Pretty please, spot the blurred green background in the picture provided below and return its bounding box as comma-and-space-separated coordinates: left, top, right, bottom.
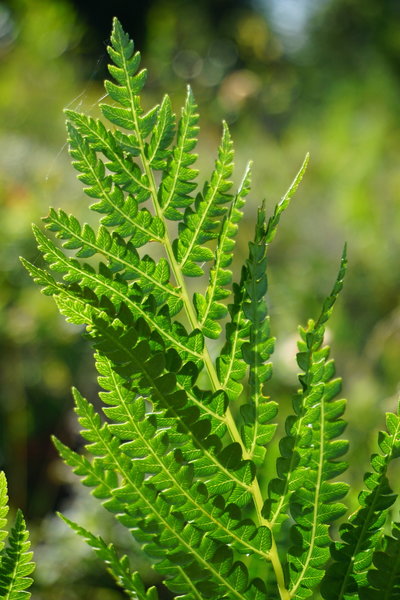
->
1, 0, 400, 597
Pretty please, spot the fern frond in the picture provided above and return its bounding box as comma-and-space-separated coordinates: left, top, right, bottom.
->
101, 18, 150, 138
147, 94, 176, 170
258, 247, 348, 598
74, 365, 269, 558
321, 400, 400, 600
174, 121, 234, 277
84, 311, 257, 505
239, 203, 278, 466
194, 162, 251, 339
284, 247, 348, 598
32, 224, 182, 314
59, 514, 159, 600
64, 110, 150, 201
0, 510, 34, 600
43, 209, 166, 284
217, 155, 310, 418
0, 475, 35, 600
27, 262, 252, 511
19, 258, 60, 297
265, 153, 309, 244
52, 435, 118, 501
21, 257, 202, 369
159, 86, 199, 221
217, 278, 250, 402
265, 247, 348, 531
29, 221, 257, 494
216, 153, 308, 409
95, 349, 254, 505
65, 122, 160, 245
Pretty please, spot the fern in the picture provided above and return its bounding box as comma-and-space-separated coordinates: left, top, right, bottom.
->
24, 17, 400, 600
321, 406, 400, 599
0, 472, 35, 600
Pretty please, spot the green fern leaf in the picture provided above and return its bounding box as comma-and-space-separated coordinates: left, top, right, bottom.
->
174, 121, 234, 277
194, 162, 251, 339
283, 247, 348, 598
265, 248, 348, 532
19, 258, 60, 297
36, 268, 260, 516
216, 277, 250, 402
147, 94, 176, 170
20, 257, 202, 369
0, 510, 34, 600
52, 434, 118, 500
81, 312, 256, 506
49, 281, 273, 594
159, 86, 199, 221
101, 19, 149, 136
265, 153, 309, 244
216, 154, 308, 406
0, 475, 35, 600
35, 272, 253, 514
95, 353, 271, 556
65, 122, 161, 246
239, 203, 278, 466
94, 350, 252, 504
43, 208, 166, 279
321, 401, 400, 600
64, 110, 150, 202
32, 224, 182, 314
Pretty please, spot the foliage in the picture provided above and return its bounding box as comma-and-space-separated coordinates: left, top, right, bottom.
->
24, 18, 400, 600
0, 472, 35, 599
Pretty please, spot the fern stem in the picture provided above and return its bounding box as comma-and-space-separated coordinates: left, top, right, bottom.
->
251, 480, 291, 600
249, 480, 290, 600
270, 542, 291, 600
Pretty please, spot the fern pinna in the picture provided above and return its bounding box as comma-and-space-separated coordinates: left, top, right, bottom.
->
0, 472, 35, 600
24, 18, 400, 600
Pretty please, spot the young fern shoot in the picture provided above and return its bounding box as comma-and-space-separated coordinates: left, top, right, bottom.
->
24, 17, 400, 600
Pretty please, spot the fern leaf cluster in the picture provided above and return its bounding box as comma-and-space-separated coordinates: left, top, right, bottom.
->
25, 17, 400, 600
